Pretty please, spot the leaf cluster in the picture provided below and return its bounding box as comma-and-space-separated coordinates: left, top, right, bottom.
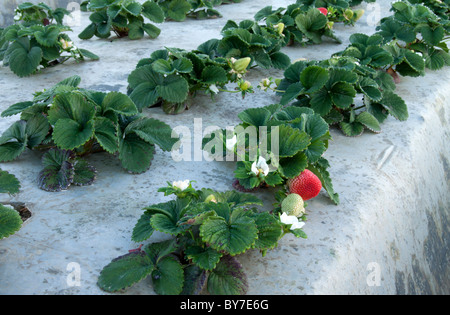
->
13, 2, 70, 26
98, 183, 302, 295
79, 0, 165, 40
0, 170, 22, 240
254, 3, 342, 46
0, 76, 179, 191
203, 104, 339, 204
0, 5, 98, 77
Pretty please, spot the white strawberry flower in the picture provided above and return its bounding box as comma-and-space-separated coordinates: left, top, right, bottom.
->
172, 180, 190, 191
60, 39, 73, 50
209, 84, 219, 94
251, 156, 269, 176
280, 213, 305, 230
226, 134, 237, 150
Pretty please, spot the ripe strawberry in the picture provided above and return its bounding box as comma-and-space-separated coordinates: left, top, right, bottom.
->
287, 169, 322, 201
318, 7, 328, 16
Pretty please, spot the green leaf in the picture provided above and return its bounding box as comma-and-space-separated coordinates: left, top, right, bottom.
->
0, 170, 21, 194
278, 152, 308, 178
201, 65, 228, 85
53, 119, 95, 150
79, 23, 97, 40
123, 1, 142, 16
34, 26, 60, 47
0, 121, 27, 162
37, 149, 74, 192
264, 172, 284, 186
156, 74, 189, 103
280, 82, 304, 105
1, 101, 34, 117
185, 246, 223, 271
207, 255, 248, 295
98, 252, 154, 293
151, 256, 184, 295
6, 37, 43, 77
300, 66, 329, 94
132, 211, 154, 242
181, 265, 207, 295
358, 77, 382, 101
0, 205, 23, 239
94, 117, 119, 154
339, 121, 365, 137
173, 58, 193, 73
252, 212, 283, 251
0, 141, 27, 162
238, 107, 272, 127
330, 82, 356, 109
142, 1, 165, 23
102, 92, 138, 116
272, 124, 310, 158
403, 50, 425, 73
73, 159, 97, 186
79, 49, 100, 60
142, 23, 161, 39
165, 0, 192, 21
125, 117, 178, 152
25, 113, 50, 149
270, 52, 291, 70
355, 111, 381, 133
119, 133, 155, 174
308, 158, 340, 205
199, 206, 258, 256
48, 92, 96, 126
380, 91, 408, 121
420, 25, 445, 46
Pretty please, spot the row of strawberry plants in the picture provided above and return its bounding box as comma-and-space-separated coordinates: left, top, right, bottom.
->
94, 0, 450, 295
125, 1, 363, 114
0, 75, 179, 191
0, 0, 365, 77
0, 2, 99, 77
1, 0, 448, 295
266, 0, 450, 136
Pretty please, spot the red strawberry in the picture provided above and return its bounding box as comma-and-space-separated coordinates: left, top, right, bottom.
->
287, 169, 322, 201
318, 7, 328, 16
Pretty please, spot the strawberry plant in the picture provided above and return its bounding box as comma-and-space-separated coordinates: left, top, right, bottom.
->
127, 45, 254, 114
79, 0, 165, 40
375, 1, 450, 75
97, 181, 307, 294
295, 0, 366, 26
218, 19, 292, 69
0, 76, 179, 191
0, 170, 22, 239
202, 104, 340, 204
13, 2, 70, 26
127, 16, 292, 114
276, 56, 409, 137
0, 5, 98, 77
254, 4, 341, 46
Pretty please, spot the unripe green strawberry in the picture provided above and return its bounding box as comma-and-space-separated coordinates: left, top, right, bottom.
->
232, 57, 251, 72
281, 193, 305, 217
287, 169, 322, 201
354, 9, 365, 21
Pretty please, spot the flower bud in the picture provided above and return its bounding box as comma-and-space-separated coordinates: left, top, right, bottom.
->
239, 80, 252, 91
